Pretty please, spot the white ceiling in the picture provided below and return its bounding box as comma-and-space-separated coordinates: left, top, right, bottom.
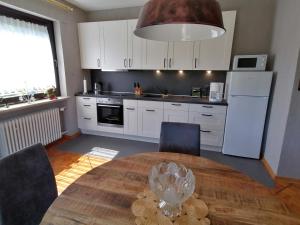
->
65, 0, 148, 11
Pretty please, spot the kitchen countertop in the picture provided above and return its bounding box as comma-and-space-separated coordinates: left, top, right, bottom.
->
76, 92, 228, 106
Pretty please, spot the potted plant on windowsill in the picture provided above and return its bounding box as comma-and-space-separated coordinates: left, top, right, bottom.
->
46, 87, 57, 100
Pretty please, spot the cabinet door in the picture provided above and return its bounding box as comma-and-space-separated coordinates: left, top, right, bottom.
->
164, 110, 189, 123
143, 40, 169, 70
198, 11, 236, 70
102, 20, 128, 70
127, 19, 143, 69
124, 100, 138, 136
138, 107, 164, 138
169, 42, 194, 70
78, 22, 102, 69
76, 97, 97, 130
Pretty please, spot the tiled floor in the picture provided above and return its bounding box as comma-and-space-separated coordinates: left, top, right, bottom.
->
46, 135, 300, 215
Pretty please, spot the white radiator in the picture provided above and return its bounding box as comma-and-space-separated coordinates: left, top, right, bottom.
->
0, 108, 62, 157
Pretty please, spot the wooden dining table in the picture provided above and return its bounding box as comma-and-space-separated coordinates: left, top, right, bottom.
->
41, 152, 300, 225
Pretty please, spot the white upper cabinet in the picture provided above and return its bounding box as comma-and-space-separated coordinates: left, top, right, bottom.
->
78, 22, 102, 69
127, 19, 143, 70
142, 40, 169, 70
168, 42, 195, 70
101, 20, 128, 70
196, 11, 237, 71
77, 11, 236, 71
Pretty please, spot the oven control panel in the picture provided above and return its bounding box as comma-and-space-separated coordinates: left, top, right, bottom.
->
96, 97, 123, 105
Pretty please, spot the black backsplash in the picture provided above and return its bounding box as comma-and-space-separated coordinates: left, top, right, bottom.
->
91, 70, 227, 95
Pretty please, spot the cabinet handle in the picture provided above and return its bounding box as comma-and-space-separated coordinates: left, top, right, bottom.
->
202, 106, 213, 108
83, 118, 91, 120
146, 109, 156, 112
200, 130, 212, 133
164, 58, 166, 68
201, 114, 213, 117
171, 103, 182, 106
195, 58, 197, 68
124, 58, 128, 68
129, 58, 133, 68
126, 107, 135, 111
169, 58, 172, 68
83, 98, 91, 100
83, 105, 91, 107
97, 58, 100, 67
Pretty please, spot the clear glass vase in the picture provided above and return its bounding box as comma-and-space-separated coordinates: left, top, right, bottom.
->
149, 162, 195, 218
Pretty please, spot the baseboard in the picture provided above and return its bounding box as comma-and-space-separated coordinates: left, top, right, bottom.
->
63, 131, 81, 140
46, 131, 81, 149
262, 158, 277, 180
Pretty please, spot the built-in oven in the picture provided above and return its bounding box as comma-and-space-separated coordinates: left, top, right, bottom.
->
96, 97, 123, 128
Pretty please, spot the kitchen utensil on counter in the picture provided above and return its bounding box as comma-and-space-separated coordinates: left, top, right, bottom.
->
209, 82, 224, 102
192, 87, 202, 97
134, 82, 143, 96
94, 82, 102, 95
83, 78, 87, 94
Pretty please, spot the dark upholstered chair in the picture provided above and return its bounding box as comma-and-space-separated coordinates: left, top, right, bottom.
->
159, 122, 201, 156
0, 143, 58, 225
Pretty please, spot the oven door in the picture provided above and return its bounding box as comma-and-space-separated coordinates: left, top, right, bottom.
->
97, 104, 124, 127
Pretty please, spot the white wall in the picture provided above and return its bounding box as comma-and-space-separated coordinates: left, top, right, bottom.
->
264, 0, 300, 177
0, 0, 88, 135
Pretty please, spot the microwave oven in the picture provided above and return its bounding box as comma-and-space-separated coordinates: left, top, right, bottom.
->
233, 55, 268, 71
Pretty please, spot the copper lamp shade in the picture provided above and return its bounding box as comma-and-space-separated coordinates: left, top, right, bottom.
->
134, 0, 225, 42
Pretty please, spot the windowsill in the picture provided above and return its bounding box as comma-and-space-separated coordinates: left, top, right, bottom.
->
0, 97, 69, 116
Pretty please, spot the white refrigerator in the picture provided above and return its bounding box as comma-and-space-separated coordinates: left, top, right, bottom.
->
222, 71, 273, 159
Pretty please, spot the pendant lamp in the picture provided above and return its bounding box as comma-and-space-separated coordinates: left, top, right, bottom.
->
134, 0, 225, 42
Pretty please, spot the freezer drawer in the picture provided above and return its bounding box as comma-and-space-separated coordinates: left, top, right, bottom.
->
223, 96, 269, 159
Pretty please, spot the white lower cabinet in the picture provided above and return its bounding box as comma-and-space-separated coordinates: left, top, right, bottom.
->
124, 100, 138, 136
138, 101, 164, 138
163, 102, 189, 123
77, 97, 227, 151
189, 104, 227, 149
76, 97, 97, 130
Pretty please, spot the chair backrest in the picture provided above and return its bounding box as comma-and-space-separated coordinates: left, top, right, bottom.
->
0, 143, 58, 225
159, 122, 200, 156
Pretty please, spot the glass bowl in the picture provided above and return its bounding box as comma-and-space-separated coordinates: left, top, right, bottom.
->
148, 162, 195, 218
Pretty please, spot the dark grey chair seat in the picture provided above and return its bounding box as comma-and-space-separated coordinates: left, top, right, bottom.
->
0, 143, 58, 225
159, 122, 201, 156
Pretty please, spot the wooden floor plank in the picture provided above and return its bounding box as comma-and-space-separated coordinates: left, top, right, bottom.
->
46, 145, 300, 216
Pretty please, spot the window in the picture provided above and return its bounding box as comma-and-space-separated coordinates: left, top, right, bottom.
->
0, 5, 59, 99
